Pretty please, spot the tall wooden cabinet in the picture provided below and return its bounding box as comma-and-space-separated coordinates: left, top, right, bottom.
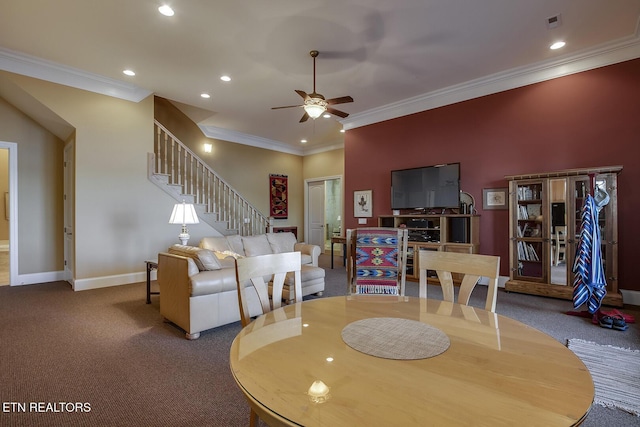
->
505, 166, 622, 307
379, 214, 480, 281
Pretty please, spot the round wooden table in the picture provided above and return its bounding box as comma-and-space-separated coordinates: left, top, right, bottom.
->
230, 296, 593, 426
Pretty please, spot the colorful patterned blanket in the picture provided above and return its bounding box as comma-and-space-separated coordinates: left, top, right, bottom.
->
355, 229, 400, 295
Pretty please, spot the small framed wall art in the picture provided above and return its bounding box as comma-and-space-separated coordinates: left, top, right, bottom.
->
483, 188, 508, 210
354, 190, 373, 217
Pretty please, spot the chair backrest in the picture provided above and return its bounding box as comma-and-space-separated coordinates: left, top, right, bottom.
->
418, 251, 500, 312
346, 227, 409, 296
554, 226, 567, 264
235, 251, 302, 327
556, 226, 567, 245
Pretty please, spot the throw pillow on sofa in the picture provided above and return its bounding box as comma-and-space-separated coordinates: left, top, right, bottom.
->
168, 245, 221, 271
266, 232, 297, 254
241, 235, 273, 257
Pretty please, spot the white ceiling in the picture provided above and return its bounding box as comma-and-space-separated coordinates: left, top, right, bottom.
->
1, 0, 640, 155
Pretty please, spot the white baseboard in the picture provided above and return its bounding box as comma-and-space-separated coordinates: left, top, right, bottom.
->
14, 269, 155, 291
477, 275, 509, 288
73, 271, 149, 291
14, 271, 66, 286
620, 289, 640, 307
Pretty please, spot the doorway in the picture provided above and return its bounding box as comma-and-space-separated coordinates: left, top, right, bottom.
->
0, 142, 17, 286
64, 141, 74, 286
305, 176, 342, 253
0, 148, 8, 285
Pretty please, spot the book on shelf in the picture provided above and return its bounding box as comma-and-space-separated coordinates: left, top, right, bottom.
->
518, 205, 528, 219
517, 241, 540, 262
516, 223, 531, 238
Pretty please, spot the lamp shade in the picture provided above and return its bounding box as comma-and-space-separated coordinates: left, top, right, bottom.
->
169, 202, 199, 225
303, 97, 328, 119
304, 103, 326, 119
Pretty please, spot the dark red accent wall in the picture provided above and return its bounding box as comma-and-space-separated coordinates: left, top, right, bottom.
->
344, 58, 640, 292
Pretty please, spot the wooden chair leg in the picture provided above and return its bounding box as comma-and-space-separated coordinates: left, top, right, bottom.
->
249, 408, 259, 427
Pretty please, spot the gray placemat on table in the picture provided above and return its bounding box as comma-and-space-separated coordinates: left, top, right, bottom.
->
341, 317, 450, 360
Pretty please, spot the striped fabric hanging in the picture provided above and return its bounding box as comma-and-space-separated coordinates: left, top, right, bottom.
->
572, 194, 607, 313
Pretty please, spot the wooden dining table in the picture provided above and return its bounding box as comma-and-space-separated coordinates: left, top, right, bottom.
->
229, 296, 594, 426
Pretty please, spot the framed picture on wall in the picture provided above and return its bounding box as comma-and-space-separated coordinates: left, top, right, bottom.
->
483, 188, 508, 210
354, 190, 373, 217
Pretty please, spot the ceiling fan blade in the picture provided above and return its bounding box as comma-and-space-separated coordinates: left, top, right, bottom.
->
299, 112, 310, 123
326, 107, 349, 118
295, 90, 308, 99
271, 104, 303, 110
326, 95, 353, 105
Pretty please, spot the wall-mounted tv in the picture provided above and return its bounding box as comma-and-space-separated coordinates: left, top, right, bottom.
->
391, 163, 460, 210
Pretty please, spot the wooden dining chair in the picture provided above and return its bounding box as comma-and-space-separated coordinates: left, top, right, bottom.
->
234, 251, 302, 427
235, 251, 303, 328
554, 225, 567, 265
418, 250, 500, 313
346, 227, 409, 296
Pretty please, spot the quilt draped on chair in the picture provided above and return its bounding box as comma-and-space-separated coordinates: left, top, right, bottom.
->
354, 228, 402, 295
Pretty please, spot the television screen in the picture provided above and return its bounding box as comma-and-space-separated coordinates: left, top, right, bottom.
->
391, 163, 460, 210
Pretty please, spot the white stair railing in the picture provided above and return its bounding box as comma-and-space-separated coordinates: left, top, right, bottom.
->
153, 120, 270, 236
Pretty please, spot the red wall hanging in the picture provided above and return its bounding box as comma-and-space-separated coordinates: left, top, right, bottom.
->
269, 174, 288, 219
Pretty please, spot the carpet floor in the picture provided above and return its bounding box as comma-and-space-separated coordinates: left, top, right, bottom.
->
0, 253, 638, 426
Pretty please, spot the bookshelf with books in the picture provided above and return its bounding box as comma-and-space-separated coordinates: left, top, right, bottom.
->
505, 166, 622, 307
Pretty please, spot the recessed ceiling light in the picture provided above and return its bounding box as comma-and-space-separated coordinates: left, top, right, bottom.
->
550, 41, 566, 50
220, 75, 231, 82
158, 5, 174, 16
123, 69, 135, 76
301, 139, 307, 144
200, 93, 211, 99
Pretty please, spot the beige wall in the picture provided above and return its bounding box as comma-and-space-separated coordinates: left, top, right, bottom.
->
1, 72, 173, 283
0, 96, 63, 274
155, 98, 305, 239
303, 148, 344, 180
0, 74, 342, 287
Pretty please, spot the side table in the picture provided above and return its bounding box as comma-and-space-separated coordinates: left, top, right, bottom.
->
145, 259, 159, 304
330, 236, 346, 269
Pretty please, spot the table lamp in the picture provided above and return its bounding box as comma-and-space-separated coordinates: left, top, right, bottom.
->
169, 201, 199, 245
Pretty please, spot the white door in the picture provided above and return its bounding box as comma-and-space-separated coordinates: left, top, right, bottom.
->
63, 142, 74, 286
308, 181, 325, 251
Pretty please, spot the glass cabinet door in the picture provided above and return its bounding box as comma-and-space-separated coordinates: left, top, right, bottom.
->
548, 178, 568, 286
569, 173, 618, 292
513, 180, 546, 281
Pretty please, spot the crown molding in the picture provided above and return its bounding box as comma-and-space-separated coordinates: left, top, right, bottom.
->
199, 124, 345, 156
3, 28, 639, 154
301, 141, 345, 156
0, 47, 152, 102
342, 32, 640, 131
198, 124, 304, 156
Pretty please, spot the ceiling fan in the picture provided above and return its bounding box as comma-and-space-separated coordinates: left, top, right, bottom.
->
272, 50, 354, 123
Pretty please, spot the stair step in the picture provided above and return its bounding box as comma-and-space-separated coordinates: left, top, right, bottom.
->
149, 124, 270, 236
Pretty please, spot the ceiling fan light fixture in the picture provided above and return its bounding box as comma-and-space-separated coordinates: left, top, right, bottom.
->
303, 98, 327, 119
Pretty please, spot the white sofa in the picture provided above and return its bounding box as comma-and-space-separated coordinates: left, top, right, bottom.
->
157, 232, 324, 339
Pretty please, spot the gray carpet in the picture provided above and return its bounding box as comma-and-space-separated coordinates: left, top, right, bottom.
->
0, 253, 638, 426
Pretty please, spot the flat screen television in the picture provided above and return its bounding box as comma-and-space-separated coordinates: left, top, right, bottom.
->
391, 163, 460, 210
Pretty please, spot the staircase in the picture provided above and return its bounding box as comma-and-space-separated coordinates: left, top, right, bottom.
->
148, 120, 270, 236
